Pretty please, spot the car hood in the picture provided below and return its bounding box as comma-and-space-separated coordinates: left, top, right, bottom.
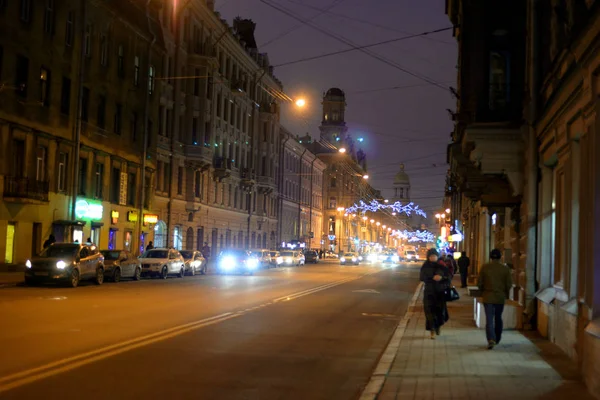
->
31, 256, 76, 264
139, 258, 169, 263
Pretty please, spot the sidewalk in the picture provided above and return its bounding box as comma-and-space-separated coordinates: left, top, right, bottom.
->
0, 272, 24, 287
375, 282, 595, 400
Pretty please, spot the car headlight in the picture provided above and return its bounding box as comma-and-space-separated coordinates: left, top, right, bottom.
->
285, 257, 292, 263
351, 257, 357, 262
247, 258, 258, 269
26, 260, 32, 268
392, 255, 400, 262
368, 254, 377, 262
277, 257, 283, 264
340, 257, 346, 262
221, 256, 235, 270
56, 260, 67, 269
358, 256, 363, 261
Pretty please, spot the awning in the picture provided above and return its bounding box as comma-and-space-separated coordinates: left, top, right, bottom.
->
91, 222, 104, 228
53, 220, 86, 227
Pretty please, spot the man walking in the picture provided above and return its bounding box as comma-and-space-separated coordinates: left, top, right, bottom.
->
478, 249, 513, 349
458, 252, 470, 288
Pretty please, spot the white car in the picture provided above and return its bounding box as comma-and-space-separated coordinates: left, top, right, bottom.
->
280, 251, 305, 266
404, 250, 418, 261
340, 252, 360, 265
139, 248, 186, 279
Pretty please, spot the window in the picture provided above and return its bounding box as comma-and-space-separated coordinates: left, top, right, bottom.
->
331, 177, 337, 188
15, 55, 29, 98
133, 56, 139, 86
148, 66, 155, 94
39, 67, 50, 106
81, 87, 90, 122
36, 146, 46, 182
127, 172, 136, 206
96, 95, 106, 129
329, 197, 337, 209
20, 0, 31, 22
57, 152, 67, 192
78, 158, 87, 195
117, 45, 124, 77
489, 51, 510, 110
99, 34, 108, 66
194, 68, 200, 95
12, 140, 25, 177
110, 167, 120, 203
195, 171, 201, 198
94, 162, 103, 199
60, 77, 71, 115
44, 0, 54, 35
130, 112, 137, 142
84, 24, 92, 57
192, 118, 198, 144
114, 103, 122, 134
177, 167, 183, 195
65, 11, 74, 47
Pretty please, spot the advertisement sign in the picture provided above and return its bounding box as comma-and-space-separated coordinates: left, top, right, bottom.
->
119, 172, 128, 206
143, 214, 158, 225
75, 199, 103, 221
127, 211, 138, 222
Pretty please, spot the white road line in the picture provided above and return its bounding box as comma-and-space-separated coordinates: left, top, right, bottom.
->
0, 270, 379, 394
358, 282, 424, 400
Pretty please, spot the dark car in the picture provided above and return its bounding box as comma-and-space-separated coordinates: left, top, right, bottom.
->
25, 243, 105, 288
217, 249, 259, 275
100, 250, 142, 282
304, 250, 319, 264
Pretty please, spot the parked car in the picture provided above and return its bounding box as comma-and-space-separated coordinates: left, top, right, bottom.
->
324, 251, 339, 259
25, 243, 105, 288
216, 249, 259, 275
100, 250, 142, 282
269, 251, 283, 267
180, 250, 207, 275
340, 252, 360, 265
251, 249, 272, 268
139, 248, 185, 279
280, 251, 305, 266
304, 250, 319, 264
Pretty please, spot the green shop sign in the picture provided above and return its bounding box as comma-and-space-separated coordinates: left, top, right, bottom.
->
75, 199, 104, 220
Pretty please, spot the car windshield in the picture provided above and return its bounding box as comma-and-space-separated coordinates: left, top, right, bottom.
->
141, 250, 168, 259
306, 251, 316, 255
220, 250, 249, 258
100, 251, 121, 260
180, 251, 194, 259
344, 253, 355, 257
281, 251, 294, 257
39, 245, 78, 258
407, 251, 416, 255
269, 252, 279, 257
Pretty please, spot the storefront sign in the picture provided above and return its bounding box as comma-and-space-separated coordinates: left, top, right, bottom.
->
328, 235, 336, 241
143, 214, 158, 225
111, 210, 120, 224
127, 211, 138, 222
75, 199, 103, 221
119, 172, 128, 206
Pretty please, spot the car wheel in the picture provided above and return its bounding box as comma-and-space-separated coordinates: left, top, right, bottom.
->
25, 277, 37, 286
133, 268, 141, 281
113, 268, 121, 283
179, 268, 185, 278
161, 266, 168, 279
95, 268, 104, 285
69, 269, 80, 288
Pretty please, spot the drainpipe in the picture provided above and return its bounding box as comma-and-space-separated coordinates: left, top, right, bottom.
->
278, 136, 291, 247
308, 156, 317, 249
70, 0, 86, 232
524, 0, 540, 328
137, 0, 157, 255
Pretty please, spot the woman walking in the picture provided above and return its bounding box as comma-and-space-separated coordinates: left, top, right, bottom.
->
420, 248, 451, 339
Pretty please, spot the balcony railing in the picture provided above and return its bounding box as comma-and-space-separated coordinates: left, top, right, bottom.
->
3, 176, 49, 202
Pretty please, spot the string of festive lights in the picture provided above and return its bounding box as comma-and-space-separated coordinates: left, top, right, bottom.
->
392, 230, 436, 243
344, 200, 427, 218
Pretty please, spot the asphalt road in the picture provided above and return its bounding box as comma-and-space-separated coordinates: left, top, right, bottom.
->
0, 260, 421, 399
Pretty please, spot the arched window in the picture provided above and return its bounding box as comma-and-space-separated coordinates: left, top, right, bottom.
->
154, 220, 167, 248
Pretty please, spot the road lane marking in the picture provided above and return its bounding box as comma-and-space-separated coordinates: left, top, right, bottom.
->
352, 289, 380, 294
0, 270, 380, 394
359, 282, 424, 400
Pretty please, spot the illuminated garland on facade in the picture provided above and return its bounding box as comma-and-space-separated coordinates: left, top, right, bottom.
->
344, 200, 427, 218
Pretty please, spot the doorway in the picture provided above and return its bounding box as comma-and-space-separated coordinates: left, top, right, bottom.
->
32, 223, 42, 257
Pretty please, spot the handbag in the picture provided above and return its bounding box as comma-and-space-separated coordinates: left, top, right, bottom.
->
445, 286, 460, 302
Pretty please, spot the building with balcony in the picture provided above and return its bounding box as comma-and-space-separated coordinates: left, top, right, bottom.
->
445, 0, 600, 395
152, 3, 282, 253
279, 129, 325, 249
0, 0, 163, 266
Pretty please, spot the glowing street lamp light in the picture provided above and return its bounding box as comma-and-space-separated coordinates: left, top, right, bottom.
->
382, 225, 386, 229
362, 174, 369, 179
435, 213, 441, 219
336, 207, 345, 212
339, 147, 347, 153
295, 98, 306, 108
370, 219, 375, 223
376, 222, 381, 226
362, 216, 368, 221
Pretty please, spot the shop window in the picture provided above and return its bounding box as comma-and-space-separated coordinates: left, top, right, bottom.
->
5, 223, 15, 264
124, 231, 132, 252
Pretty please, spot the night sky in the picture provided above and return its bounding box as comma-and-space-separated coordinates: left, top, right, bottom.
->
218, 0, 457, 217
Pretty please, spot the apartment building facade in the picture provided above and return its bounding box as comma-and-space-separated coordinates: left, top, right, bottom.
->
0, 0, 163, 265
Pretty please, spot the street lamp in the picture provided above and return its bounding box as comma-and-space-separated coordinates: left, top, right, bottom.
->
445, 208, 450, 214
295, 98, 306, 108
339, 147, 347, 153
362, 174, 369, 179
